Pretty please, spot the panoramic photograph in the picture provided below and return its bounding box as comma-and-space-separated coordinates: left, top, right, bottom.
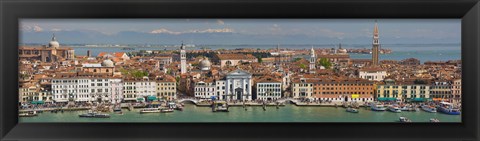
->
18, 19, 461, 122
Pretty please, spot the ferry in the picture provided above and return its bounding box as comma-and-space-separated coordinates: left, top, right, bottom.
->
399, 117, 412, 123
78, 111, 110, 118
430, 118, 440, 122
437, 102, 461, 115
212, 101, 229, 112
140, 108, 161, 114
370, 103, 387, 111
421, 105, 437, 113
19, 111, 38, 117
346, 107, 359, 113
160, 108, 174, 113
387, 105, 402, 113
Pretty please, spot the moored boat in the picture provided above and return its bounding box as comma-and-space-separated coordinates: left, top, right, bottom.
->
437, 102, 461, 115
19, 111, 38, 117
212, 101, 229, 112
160, 108, 174, 113
388, 105, 402, 113
370, 103, 386, 111
78, 111, 110, 118
421, 105, 437, 113
140, 108, 161, 114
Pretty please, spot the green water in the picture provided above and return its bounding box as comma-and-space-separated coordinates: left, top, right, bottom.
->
20, 104, 461, 123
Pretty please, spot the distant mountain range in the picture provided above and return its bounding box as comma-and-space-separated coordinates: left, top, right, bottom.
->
20, 30, 461, 45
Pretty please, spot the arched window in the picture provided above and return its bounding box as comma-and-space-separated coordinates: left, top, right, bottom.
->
106, 69, 109, 72
226, 61, 232, 66
93, 69, 97, 73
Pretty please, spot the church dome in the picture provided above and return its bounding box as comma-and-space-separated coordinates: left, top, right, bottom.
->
199, 57, 211, 71
338, 48, 347, 54
48, 34, 60, 48
337, 43, 347, 54
101, 59, 115, 67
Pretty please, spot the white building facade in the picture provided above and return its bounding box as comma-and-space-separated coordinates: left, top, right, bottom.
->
358, 69, 387, 81
256, 81, 282, 101
225, 69, 253, 101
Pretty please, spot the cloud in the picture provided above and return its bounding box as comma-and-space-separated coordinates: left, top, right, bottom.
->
269, 24, 281, 32
51, 28, 63, 32
21, 25, 32, 31
190, 28, 234, 33
150, 28, 182, 35
33, 25, 43, 32
150, 28, 234, 34
216, 19, 225, 25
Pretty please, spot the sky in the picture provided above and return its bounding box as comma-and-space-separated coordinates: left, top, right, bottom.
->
19, 19, 461, 45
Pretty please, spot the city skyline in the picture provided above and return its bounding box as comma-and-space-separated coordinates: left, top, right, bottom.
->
20, 19, 460, 45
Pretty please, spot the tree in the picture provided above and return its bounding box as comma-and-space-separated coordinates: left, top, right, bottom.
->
299, 63, 307, 70
293, 58, 302, 62
257, 56, 263, 63
319, 58, 332, 69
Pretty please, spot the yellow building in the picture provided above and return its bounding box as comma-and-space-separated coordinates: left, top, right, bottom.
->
155, 75, 177, 100
291, 78, 314, 99
376, 80, 431, 101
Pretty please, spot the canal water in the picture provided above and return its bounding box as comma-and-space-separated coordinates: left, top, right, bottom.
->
20, 104, 461, 123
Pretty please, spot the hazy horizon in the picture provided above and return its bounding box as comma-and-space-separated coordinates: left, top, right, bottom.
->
20, 19, 460, 45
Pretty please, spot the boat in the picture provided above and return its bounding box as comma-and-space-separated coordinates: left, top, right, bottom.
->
175, 105, 184, 111
346, 107, 359, 113
78, 111, 110, 118
399, 117, 412, 122
212, 100, 229, 112
388, 105, 402, 113
370, 103, 387, 111
421, 105, 437, 113
160, 108, 174, 113
113, 106, 122, 113
140, 108, 161, 114
437, 102, 461, 115
19, 111, 38, 117
430, 118, 440, 122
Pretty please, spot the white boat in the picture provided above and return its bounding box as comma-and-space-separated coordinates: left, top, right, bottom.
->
430, 118, 440, 122
79, 111, 110, 118
399, 117, 412, 122
212, 101, 229, 112
346, 107, 359, 113
437, 102, 461, 115
421, 105, 437, 113
388, 105, 402, 113
370, 103, 386, 111
160, 108, 174, 113
19, 111, 38, 117
140, 108, 161, 114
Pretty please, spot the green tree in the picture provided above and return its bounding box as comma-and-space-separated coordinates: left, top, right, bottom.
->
319, 58, 332, 69
257, 56, 263, 63
293, 58, 302, 62
299, 63, 307, 70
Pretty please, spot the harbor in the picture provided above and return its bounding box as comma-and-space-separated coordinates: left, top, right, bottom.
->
20, 102, 461, 123
20, 99, 461, 123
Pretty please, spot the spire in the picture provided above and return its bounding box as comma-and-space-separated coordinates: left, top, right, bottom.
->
373, 20, 379, 37
180, 41, 185, 50
52, 33, 57, 41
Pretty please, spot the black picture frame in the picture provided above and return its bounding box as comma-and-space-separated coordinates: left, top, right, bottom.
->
1, 0, 479, 141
